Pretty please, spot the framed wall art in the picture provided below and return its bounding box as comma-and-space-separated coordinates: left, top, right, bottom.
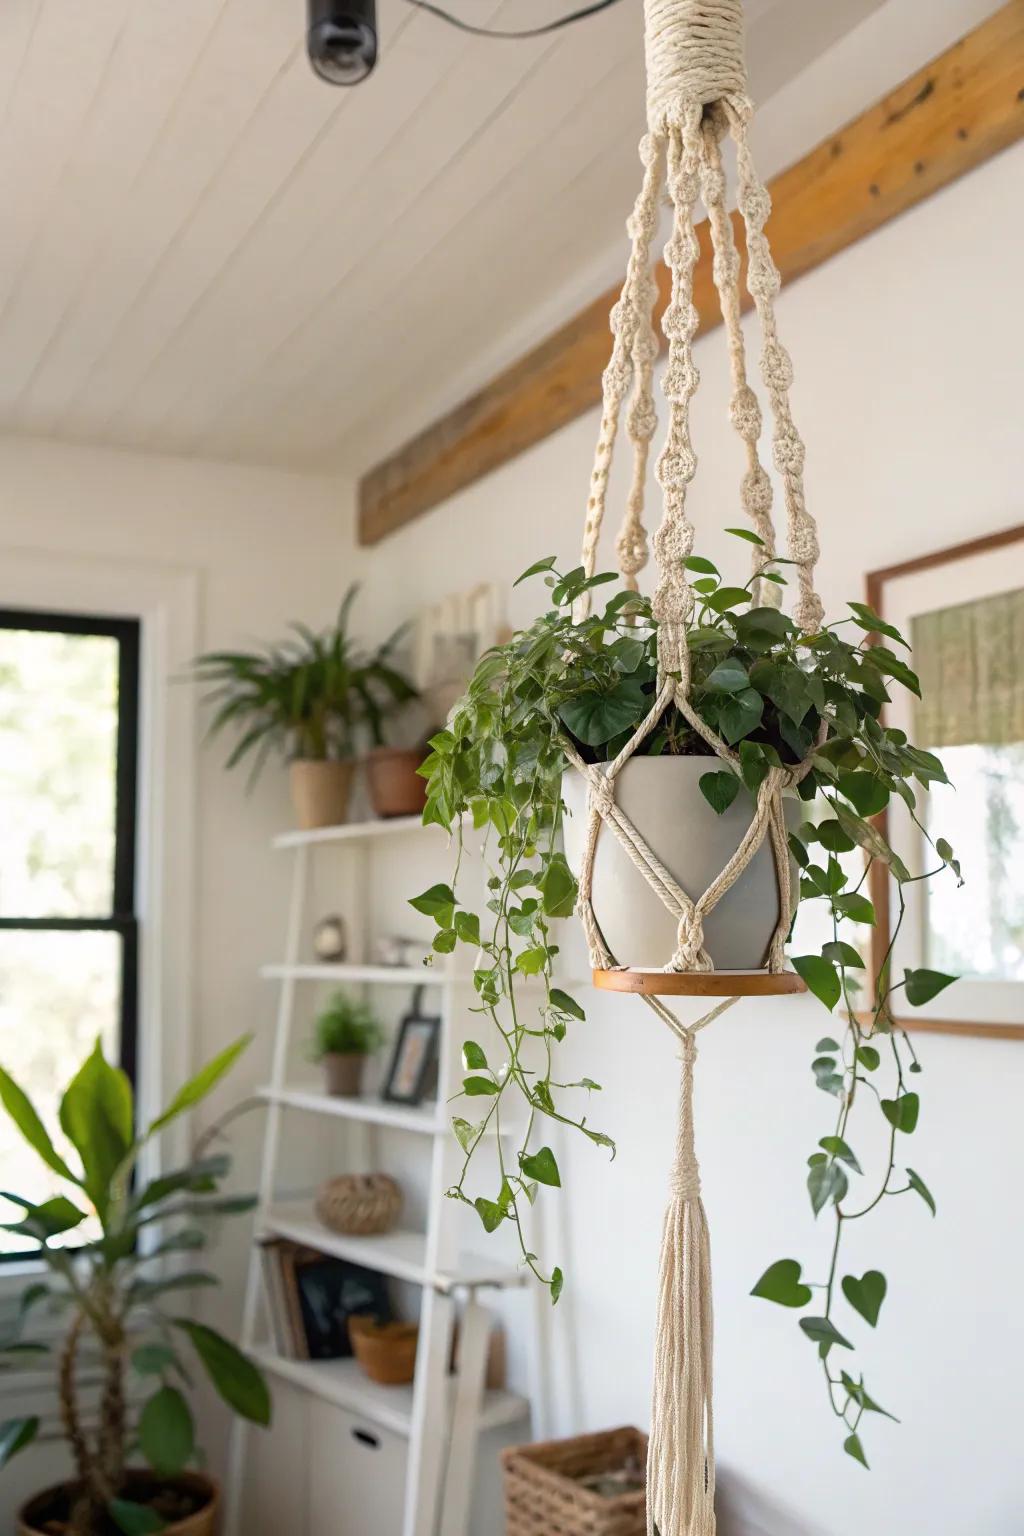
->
867, 525, 1024, 1040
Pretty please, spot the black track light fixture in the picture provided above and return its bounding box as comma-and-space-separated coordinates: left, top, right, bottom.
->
307, 0, 378, 85
306, 0, 626, 87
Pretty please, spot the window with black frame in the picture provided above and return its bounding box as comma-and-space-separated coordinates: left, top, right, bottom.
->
0, 609, 139, 1257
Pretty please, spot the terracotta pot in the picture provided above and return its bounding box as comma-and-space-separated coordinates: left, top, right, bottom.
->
349, 1317, 418, 1385
323, 1052, 365, 1097
289, 759, 354, 830
365, 747, 427, 819
19, 1471, 219, 1536
561, 757, 798, 971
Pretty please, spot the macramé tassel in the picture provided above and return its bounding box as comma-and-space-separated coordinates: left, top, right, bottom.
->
647, 1029, 715, 1536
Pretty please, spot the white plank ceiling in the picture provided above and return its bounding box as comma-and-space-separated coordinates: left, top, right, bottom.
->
0, 0, 884, 476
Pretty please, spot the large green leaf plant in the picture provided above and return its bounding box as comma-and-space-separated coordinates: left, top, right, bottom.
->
0, 1038, 269, 1534
411, 531, 961, 1462
194, 584, 417, 783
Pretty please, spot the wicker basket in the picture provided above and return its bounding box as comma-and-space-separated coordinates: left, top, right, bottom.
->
503, 1427, 648, 1536
315, 1173, 402, 1236
349, 1317, 418, 1385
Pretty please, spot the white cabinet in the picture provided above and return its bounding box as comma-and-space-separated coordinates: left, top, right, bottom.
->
309, 1403, 408, 1536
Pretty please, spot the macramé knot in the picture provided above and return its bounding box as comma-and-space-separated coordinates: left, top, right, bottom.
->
587, 773, 616, 818
644, 0, 749, 132
671, 912, 709, 972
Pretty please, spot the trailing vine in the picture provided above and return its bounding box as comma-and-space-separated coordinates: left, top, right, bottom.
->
411, 532, 960, 1461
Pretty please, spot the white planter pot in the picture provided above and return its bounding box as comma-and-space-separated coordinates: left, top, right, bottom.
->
561, 757, 796, 972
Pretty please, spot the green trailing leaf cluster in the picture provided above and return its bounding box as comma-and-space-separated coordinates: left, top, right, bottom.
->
193, 585, 417, 784
411, 532, 960, 1462
0, 1038, 269, 1535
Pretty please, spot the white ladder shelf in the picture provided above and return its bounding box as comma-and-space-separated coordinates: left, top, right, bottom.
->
226, 815, 541, 1536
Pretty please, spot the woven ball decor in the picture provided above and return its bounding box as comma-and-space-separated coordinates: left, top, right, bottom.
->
314, 1173, 402, 1236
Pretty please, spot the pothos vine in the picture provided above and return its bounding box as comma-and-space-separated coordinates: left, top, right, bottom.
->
411, 537, 961, 1463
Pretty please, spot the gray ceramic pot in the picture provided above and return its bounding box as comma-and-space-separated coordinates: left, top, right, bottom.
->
561, 757, 796, 971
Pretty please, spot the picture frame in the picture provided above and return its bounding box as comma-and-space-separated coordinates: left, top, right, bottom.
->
866, 524, 1024, 1041
381, 989, 441, 1104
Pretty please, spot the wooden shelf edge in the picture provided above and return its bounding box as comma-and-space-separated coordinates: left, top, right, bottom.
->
593, 968, 808, 997
273, 814, 432, 849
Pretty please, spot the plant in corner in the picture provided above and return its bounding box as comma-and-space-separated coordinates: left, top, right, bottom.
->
0, 1036, 269, 1536
410, 535, 962, 1464
309, 992, 384, 1098
194, 584, 417, 830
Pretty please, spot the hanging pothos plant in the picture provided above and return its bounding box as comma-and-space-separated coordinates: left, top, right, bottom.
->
410, 531, 961, 1466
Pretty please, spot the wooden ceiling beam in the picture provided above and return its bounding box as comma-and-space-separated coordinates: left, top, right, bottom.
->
358, 1, 1024, 546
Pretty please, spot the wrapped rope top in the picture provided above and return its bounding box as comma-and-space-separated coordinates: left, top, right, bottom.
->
644, 0, 750, 131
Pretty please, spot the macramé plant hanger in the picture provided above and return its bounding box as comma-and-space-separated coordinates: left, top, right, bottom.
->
571, 1, 822, 1530
411, 0, 958, 1521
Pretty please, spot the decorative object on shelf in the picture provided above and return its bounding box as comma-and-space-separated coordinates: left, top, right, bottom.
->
313, 911, 349, 962
412, 0, 962, 1509
502, 1426, 647, 1536
349, 1317, 419, 1387
0, 1036, 269, 1536
374, 933, 428, 968
365, 743, 429, 818
381, 989, 441, 1105
193, 584, 417, 829
413, 581, 504, 728
315, 1173, 403, 1237
310, 990, 384, 1097
260, 1240, 393, 1360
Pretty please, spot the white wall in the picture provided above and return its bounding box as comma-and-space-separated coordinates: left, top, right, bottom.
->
0, 435, 365, 1509
354, 138, 1024, 1534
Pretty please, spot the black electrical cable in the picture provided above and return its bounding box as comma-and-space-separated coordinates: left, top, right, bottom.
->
401, 0, 625, 40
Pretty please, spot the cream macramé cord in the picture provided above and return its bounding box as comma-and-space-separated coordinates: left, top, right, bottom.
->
726, 101, 823, 633
641, 1000, 736, 1536
699, 112, 780, 609
567, 8, 826, 1529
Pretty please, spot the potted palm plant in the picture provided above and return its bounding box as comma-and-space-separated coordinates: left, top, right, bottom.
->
194, 585, 417, 829
309, 992, 384, 1098
0, 1036, 269, 1535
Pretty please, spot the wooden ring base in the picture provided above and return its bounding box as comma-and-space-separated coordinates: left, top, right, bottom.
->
592, 968, 808, 998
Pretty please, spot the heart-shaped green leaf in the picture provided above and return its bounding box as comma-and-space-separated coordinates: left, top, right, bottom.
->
718, 687, 764, 744
799, 1316, 853, 1355
881, 1092, 919, 1133
842, 1269, 887, 1327
793, 955, 841, 1012
751, 1259, 812, 1308
520, 1146, 560, 1188
906, 1167, 936, 1215
463, 1076, 499, 1097
843, 1433, 869, 1469
409, 883, 456, 927
808, 1159, 848, 1216
699, 771, 740, 815
819, 1136, 862, 1173
705, 658, 749, 694
836, 770, 890, 816
903, 968, 957, 1006
474, 1197, 504, 1233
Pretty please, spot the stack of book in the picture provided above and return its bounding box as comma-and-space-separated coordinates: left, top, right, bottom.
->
259, 1237, 392, 1361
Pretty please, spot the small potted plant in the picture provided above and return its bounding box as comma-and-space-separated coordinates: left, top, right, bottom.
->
0, 1036, 269, 1535
364, 737, 429, 820
310, 992, 384, 1098
194, 585, 417, 830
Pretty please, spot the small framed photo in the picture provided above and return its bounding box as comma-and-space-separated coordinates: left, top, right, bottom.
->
382, 993, 441, 1105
